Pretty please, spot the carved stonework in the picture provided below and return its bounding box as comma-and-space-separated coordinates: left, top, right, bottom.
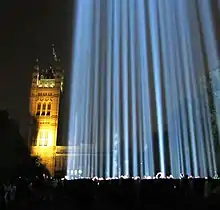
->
29, 51, 64, 176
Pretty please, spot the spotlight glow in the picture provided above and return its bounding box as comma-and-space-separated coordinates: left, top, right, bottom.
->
67, 0, 218, 178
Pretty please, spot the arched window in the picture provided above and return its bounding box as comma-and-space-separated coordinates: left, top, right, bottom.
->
45, 132, 48, 146
36, 103, 41, 116
39, 131, 48, 146
47, 103, 51, 116
47, 103, 51, 110
37, 103, 41, 110
42, 103, 46, 115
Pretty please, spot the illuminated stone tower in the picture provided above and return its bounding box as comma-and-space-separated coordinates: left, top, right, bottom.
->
29, 45, 64, 175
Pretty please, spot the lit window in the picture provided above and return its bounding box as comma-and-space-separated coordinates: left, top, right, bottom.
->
48, 103, 51, 110
40, 131, 43, 139
44, 132, 48, 146
37, 103, 41, 110
39, 131, 48, 146
47, 103, 51, 116
36, 103, 41, 116
42, 103, 46, 115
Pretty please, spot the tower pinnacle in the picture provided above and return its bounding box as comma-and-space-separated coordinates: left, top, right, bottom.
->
34, 57, 40, 71
52, 44, 58, 62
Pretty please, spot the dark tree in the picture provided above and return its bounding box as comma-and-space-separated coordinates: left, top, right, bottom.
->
0, 110, 48, 182
201, 74, 219, 141
201, 72, 220, 172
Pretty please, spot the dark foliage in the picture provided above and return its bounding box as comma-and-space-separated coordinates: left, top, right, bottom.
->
0, 110, 48, 182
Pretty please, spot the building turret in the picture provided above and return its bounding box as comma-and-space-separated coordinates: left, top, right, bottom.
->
31, 58, 40, 88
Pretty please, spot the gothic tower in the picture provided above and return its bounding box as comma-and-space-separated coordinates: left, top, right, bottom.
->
29, 45, 64, 175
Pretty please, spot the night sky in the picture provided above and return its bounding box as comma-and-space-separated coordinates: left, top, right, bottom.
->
1, 0, 220, 144
0, 0, 74, 141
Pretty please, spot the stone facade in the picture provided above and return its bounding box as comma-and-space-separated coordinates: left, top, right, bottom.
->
29, 46, 64, 175
29, 46, 98, 176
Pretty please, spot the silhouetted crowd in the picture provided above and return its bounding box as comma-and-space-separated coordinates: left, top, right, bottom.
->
1, 176, 220, 210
